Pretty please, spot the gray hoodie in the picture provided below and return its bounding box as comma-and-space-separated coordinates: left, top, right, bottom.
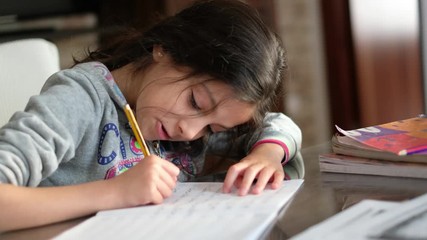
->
0, 62, 304, 186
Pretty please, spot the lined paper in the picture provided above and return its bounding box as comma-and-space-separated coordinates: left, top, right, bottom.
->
55, 180, 303, 240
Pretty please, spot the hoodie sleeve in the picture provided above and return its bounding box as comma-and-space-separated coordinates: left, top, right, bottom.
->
207, 112, 304, 179
0, 68, 101, 186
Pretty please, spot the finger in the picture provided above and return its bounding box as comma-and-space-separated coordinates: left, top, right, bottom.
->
160, 159, 181, 177
233, 175, 244, 189
251, 168, 275, 194
160, 162, 180, 184
238, 164, 263, 196
159, 169, 178, 190
223, 163, 246, 193
156, 179, 175, 200
270, 171, 285, 189
149, 184, 165, 205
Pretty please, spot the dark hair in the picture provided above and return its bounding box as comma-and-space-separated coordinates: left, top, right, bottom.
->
75, 0, 287, 127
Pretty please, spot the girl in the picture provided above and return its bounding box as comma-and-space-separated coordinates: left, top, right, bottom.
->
0, 0, 303, 231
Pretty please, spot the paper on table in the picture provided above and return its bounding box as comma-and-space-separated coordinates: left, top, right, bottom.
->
54, 179, 303, 240
325, 194, 427, 240
367, 193, 427, 239
290, 200, 397, 240
292, 192, 427, 240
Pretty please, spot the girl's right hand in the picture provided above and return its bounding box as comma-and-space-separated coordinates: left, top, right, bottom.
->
0, 156, 179, 231
109, 155, 180, 207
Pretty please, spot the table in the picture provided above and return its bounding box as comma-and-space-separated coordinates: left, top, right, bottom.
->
2, 143, 427, 239
270, 143, 427, 239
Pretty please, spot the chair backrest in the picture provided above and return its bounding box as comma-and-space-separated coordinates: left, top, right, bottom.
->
0, 38, 60, 126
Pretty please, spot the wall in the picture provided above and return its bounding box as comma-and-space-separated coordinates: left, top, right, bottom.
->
275, 0, 331, 147
349, 0, 424, 126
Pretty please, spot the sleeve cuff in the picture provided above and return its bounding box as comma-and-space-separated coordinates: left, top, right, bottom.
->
251, 139, 290, 165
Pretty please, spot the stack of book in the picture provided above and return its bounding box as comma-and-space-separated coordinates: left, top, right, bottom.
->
319, 115, 427, 179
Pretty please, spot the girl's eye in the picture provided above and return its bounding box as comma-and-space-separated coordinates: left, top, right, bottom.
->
190, 90, 214, 134
190, 90, 201, 110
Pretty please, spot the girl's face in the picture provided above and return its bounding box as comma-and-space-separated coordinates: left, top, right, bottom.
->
137, 77, 255, 141
117, 46, 256, 141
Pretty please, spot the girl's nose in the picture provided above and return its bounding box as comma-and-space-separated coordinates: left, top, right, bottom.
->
177, 118, 205, 141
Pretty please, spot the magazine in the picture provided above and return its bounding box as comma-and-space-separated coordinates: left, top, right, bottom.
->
335, 116, 427, 156
331, 134, 427, 163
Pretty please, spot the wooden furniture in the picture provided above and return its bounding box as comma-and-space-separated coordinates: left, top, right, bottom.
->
322, 0, 425, 130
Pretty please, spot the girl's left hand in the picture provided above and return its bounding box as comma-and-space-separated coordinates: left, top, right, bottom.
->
222, 143, 285, 196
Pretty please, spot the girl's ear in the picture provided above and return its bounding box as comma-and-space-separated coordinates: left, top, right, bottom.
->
152, 44, 167, 63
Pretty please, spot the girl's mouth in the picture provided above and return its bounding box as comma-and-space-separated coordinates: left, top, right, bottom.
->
157, 121, 170, 140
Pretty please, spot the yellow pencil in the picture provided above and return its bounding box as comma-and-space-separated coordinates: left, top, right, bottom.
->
124, 104, 151, 156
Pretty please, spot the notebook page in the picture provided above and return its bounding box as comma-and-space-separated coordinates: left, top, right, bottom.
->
54, 179, 303, 240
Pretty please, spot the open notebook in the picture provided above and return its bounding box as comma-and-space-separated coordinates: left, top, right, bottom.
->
54, 180, 303, 240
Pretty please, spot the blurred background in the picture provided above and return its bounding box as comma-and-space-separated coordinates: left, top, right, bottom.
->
0, 0, 425, 148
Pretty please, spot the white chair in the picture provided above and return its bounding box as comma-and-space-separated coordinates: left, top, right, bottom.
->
0, 38, 60, 126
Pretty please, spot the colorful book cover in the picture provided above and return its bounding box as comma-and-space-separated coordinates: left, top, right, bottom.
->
336, 115, 427, 156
